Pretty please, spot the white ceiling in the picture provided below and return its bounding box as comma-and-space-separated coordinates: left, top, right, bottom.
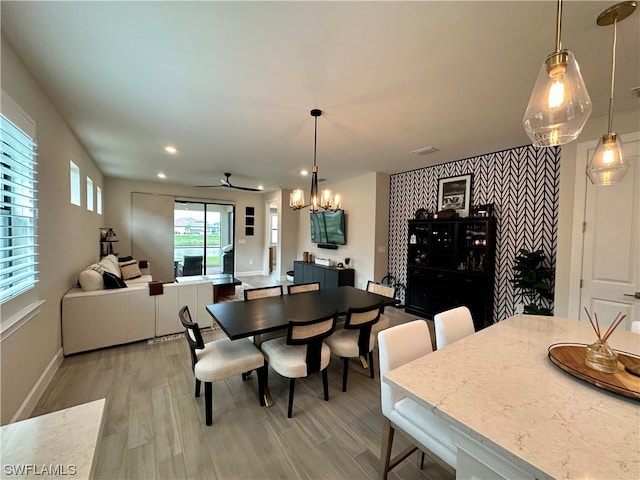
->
2, 1, 639, 192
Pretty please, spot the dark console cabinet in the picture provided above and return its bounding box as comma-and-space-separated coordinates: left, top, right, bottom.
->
405, 217, 496, 330
293, 261, 354, 289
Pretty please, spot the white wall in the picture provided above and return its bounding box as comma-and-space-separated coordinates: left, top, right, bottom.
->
1, 36, 104, 424
555, 109, 640, 317
296, 172, 389, 289
104, 177, 274, 277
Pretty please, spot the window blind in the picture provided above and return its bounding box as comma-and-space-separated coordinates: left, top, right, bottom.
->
0, 114, 39, 303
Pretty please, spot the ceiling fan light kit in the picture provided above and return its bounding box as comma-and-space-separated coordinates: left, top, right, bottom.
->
523, 0, 592, 147
290, 109, 342, 212
587, 1, 636, 186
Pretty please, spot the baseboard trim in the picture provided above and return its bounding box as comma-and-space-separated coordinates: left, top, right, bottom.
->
11, 347, 64, 423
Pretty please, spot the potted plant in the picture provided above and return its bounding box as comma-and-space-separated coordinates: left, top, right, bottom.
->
511, 248, 554, 315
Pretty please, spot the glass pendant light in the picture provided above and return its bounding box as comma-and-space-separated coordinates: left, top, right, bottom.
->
523, 0, 592, 147
587, 1, 636, 186
290, 109, 342, 212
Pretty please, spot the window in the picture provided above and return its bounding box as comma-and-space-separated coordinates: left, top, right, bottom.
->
70, 160, 80, 206
86, 176, 94, 211
96, 186, 102, 215
0, 113, 38, 303
271, 213, 278, 244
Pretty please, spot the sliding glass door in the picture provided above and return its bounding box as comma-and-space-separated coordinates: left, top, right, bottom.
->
174, 201, 234, 277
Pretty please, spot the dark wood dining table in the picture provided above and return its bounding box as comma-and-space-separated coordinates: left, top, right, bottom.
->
205, 285, 398, 407
205, 285, 397, 340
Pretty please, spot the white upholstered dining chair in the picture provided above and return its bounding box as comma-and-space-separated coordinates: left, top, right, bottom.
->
325, 302, 383, 392
631, 321, 640, 334
434, 306, 475, 349
260, 310, 338, 418
367, 280, 396, 335
179, 306, 265, 426
378, 320, 456, 479
287, 282, 321, 294
244, 285, 285, 344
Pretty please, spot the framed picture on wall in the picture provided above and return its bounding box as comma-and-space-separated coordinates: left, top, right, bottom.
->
438, 174, 472, 217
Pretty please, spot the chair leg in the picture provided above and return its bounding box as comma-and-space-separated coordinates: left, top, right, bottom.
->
342, 357, 349, 392
322, 368, 329, 401
195, 378, 201, 397
204, 382, 213, 426
287, 378, 296, 418
257, 364, 266, 407
379, 418, 419, 479
379, 418, 395, 480
369, 351, 375, 379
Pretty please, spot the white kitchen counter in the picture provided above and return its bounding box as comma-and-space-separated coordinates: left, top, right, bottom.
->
383, 315, 640, 479
0, 399, 106, 479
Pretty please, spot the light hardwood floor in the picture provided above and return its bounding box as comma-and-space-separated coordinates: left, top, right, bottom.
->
33, 276, 453, 480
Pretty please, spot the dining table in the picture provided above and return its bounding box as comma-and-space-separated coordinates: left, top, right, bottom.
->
205, 285, 398, 406
383, 314, 640, 480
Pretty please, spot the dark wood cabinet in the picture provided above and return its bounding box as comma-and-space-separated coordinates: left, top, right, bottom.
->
293, 261, 354, 289
405, 217, 496, 330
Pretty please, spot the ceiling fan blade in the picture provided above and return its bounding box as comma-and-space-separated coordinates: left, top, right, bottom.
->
229, 185, 262, 192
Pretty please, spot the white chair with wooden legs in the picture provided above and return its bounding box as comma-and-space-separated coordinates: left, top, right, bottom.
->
179, 306, 265, 426
287, 282, 320, 294
366, 280, 396, 335
260, 310, 337, 418
325, 302, 383, 392
434, 306, 475, 350
378, 320, 456, 479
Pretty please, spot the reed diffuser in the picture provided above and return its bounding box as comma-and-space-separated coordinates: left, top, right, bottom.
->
583, 308, 626, 373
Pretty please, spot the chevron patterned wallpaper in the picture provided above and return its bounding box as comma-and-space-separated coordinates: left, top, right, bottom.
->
389, 145, 560, 324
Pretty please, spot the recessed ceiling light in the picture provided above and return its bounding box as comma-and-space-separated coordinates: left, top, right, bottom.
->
257, 185, 264, 190
164, 146, 177, 154
411, 146, 438, 155
300, 169, 308, 176
157, 172, 166, 179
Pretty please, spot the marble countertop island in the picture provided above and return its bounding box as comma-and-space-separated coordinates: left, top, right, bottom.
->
384, 315, 640, 480
0, 398, 106, 479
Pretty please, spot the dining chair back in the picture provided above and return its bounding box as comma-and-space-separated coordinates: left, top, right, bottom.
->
325, 302, 383, 391
244, 285, 283, 300
260, 310, 338, 418
377, 320, 455, 478
287, 282, 321, 294
244, 285, 285, 342
179, 305, 266, 426
182, 255, 203, 276
366, 280, 396, 299
434, 306, 475, 349
366, 280, 396, 336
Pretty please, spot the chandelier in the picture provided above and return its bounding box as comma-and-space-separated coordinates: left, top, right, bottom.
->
289, 109, 342, 212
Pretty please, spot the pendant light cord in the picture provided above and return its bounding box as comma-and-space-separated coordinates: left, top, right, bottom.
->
313, 115, 318, 168
555, 0, 563, 52
607, 15, 618, 134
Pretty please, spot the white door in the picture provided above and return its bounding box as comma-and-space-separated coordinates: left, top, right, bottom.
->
574, 132, 640, 331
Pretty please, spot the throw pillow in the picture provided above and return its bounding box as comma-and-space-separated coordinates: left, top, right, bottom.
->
103, 271, 128, 289
119, 259, 142, 280
99, 257, 121, 277
78, 266, 104, 291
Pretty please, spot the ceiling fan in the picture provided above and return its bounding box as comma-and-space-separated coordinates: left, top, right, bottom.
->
197, 172, 262, 192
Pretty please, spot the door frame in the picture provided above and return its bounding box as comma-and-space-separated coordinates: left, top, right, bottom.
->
568, 131, 640, 319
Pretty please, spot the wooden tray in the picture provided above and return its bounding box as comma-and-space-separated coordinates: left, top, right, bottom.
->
548, 343, 640, 400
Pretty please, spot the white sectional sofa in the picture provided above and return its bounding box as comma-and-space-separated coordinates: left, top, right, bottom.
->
61, 256, 214, 355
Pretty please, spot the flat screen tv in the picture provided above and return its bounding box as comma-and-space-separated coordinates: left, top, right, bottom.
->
310, 210, 346, 245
